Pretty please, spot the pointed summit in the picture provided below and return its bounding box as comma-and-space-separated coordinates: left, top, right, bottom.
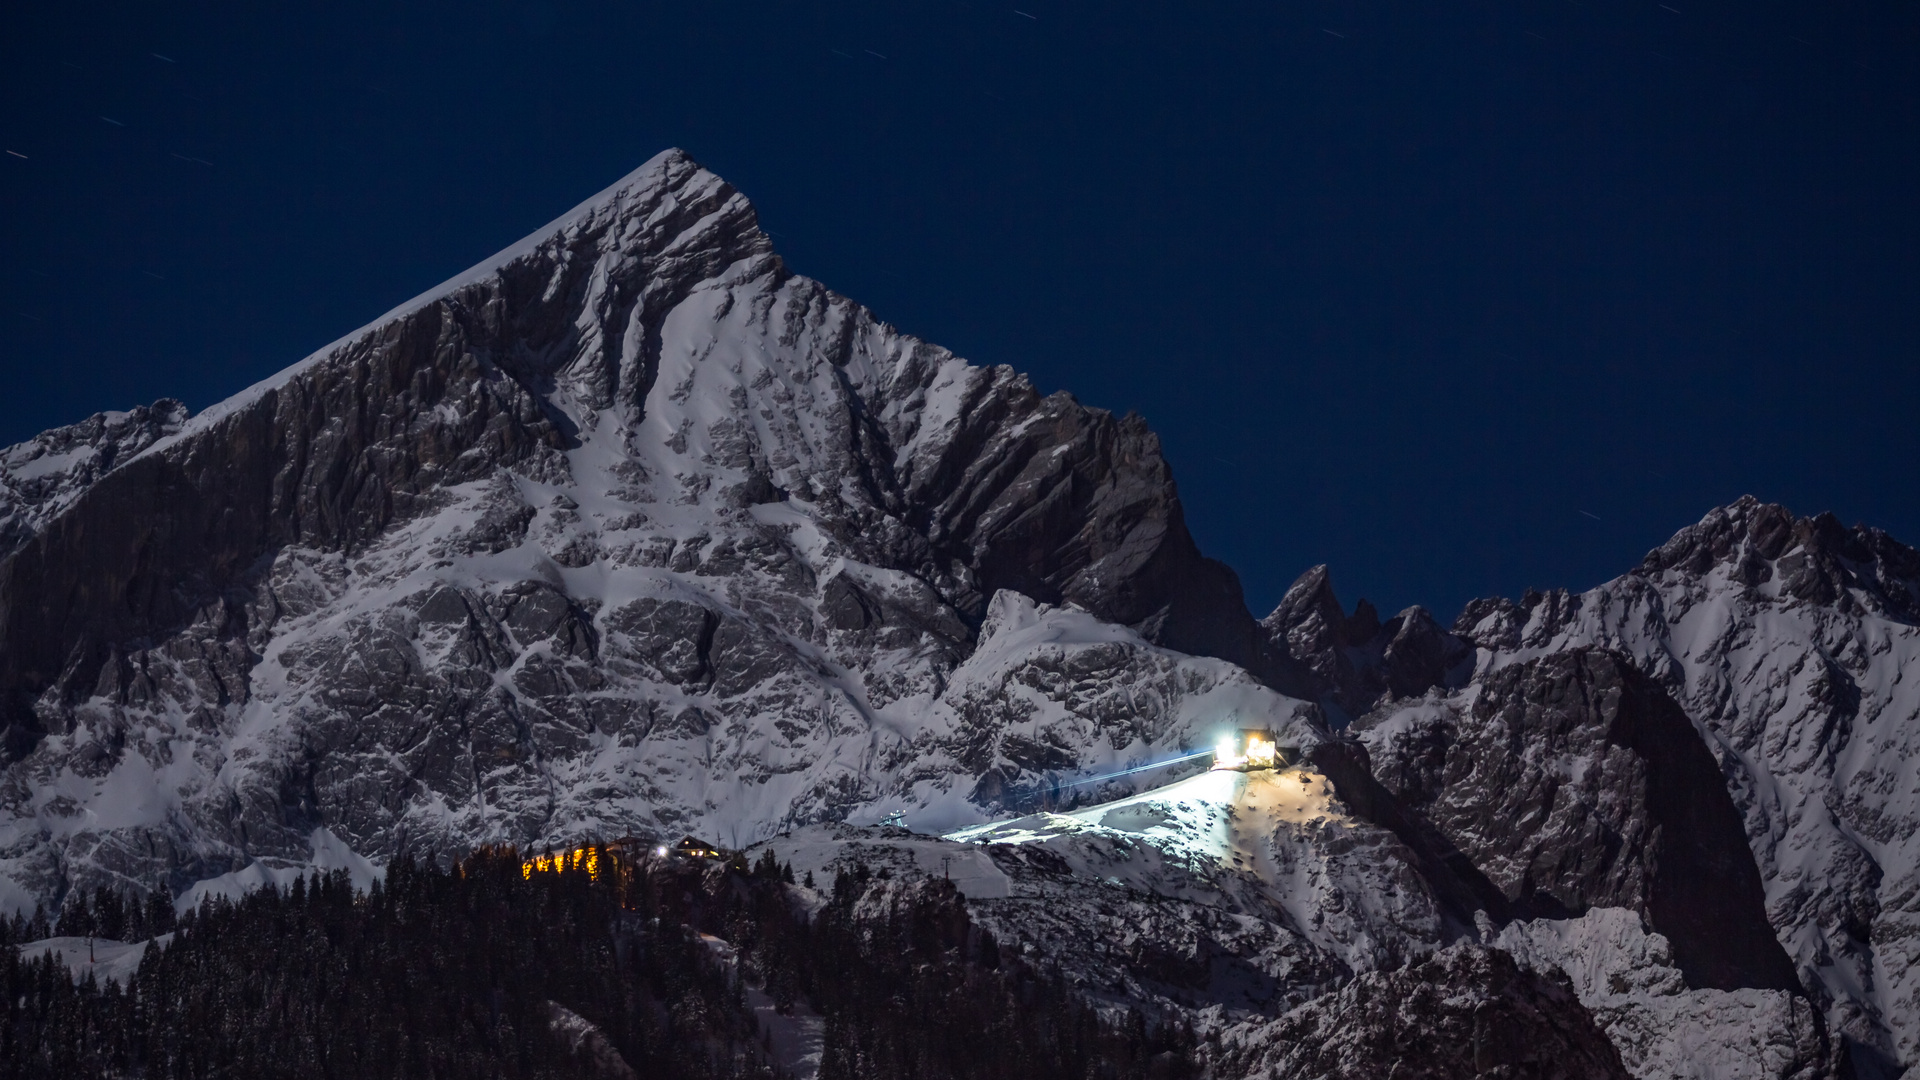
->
159, 148, 768, 447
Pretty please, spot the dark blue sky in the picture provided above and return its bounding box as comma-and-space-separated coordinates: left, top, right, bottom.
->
3, 1, 1916, 621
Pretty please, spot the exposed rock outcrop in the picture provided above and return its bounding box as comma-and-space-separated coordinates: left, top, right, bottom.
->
1261, 564, 1471, 721
1357, 648, 1800, 993
1216, 943, 1631, 1080
1495, 908, 1829, 1080
0, 399, 188, 563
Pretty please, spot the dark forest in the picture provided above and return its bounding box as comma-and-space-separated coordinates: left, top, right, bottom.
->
0, 848, 1193, 1079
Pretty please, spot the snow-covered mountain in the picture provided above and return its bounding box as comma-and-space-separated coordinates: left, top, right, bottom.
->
0, 149, 1294, 908
0, 150, 1912, 1078
1294, 497, 1920, 1076
1464, 500, 1919, 1075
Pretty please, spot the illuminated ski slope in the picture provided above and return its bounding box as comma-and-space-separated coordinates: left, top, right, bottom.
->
942, 761, 1444, 971
948, 764, 1346, 871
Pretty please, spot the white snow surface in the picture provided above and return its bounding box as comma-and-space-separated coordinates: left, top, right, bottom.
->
761, 773, 1834, 1077
174, 828, 386, 914
754, 762, 1442, 1035
16, 933, 172, 986
947, 764, 1443, 977
1495, 909, 1823, 1080
694, 931, 825, 1080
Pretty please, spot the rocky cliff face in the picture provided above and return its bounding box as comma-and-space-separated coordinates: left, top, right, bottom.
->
1355, 647, 1799, 994
1494, 908, 1828, 1080
1260, 564, 1473, 722
0, 152, 1911, 1079
0, 399, 187, 568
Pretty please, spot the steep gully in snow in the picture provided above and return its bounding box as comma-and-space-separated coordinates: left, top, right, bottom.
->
0, 150, 1913, 1078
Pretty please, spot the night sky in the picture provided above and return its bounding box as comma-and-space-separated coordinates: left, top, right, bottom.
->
2, 1, 1915, 622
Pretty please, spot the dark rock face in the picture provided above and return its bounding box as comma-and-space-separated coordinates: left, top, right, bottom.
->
1301, 737, 1514, 936
1261, 564, 1472, 721
0, 270, 583, 758
1218, 943, 1631, 1080
896, 385, 1269, 673
1357, 648, 1800, 993
1262, 565, 1371, 708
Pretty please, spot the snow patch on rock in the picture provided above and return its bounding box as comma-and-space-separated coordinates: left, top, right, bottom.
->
1496, 909, 1825, 1080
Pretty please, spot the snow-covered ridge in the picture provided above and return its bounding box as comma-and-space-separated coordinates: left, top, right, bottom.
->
15, 934, 173, 987
135, 148, 729, 463
0, 399, 186, 560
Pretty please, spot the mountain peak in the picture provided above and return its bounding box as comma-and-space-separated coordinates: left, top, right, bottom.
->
0, 149, 1274, 903
1641, 496, 1920, 618
146, 149, 763, 458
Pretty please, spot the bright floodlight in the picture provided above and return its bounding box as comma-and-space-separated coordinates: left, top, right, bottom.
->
1212, 728, 1286, 772
1245, 734, 1276, 770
